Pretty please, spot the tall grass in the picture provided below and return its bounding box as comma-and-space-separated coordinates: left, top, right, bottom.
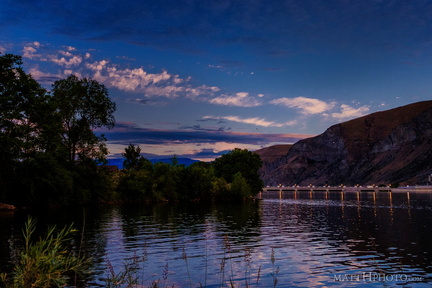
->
103, 243, 278, 288
0, 216, 91, 288
0, 217, 280, 287
270, 248, 280, 288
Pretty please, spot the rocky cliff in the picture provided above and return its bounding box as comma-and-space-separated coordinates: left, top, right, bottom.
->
256, 101, 432, 186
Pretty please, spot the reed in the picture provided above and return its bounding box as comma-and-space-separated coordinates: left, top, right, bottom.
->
270, 248, 280, 288
105, 257, 140, 288
103, 244, 279, 288
244, 247, 252, 287
1, 219, 281, 288
182, 247, 193, 288
0, 216, 91, 288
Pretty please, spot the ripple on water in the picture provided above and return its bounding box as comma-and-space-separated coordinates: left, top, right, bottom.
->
1, 197, 429, 287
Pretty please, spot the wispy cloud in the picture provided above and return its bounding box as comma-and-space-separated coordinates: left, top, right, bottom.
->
269, 96, 371, 121
101, 121, 311, 146
202, 115, 296, 127
210, 92, 263, 107
269, 96, 335, 115
101, 122, 312, 160
330, 104, 370, 120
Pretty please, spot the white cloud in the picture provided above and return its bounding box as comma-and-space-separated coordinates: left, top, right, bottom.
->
23, 46, 37, 59
331, 104, 370, 120
50, 54, 82, 67
203, 115, 296, 127
83, 60, 223, 99
86, 59, 108, 71
65, 46, 76, 51
16, 42, 256, 104
270, 96, 334, 114
23, 43, 82, 68
210, 92, 263, 107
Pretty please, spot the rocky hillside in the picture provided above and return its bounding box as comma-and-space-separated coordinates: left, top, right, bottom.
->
257, 101, 432, 186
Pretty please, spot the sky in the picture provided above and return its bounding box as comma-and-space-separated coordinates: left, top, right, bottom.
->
1, 0, 432, 161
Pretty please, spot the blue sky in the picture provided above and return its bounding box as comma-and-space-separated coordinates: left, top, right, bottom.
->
1, 0, 432, 160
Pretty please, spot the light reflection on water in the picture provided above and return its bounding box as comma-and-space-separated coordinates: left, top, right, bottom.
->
0, 191, 431, 287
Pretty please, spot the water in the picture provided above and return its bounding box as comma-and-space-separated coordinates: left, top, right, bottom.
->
1, 190, 432, 287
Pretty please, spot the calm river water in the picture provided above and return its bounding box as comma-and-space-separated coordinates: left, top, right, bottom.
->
1, 190, 432, 287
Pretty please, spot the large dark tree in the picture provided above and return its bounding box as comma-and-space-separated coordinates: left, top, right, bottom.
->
0, 54, 50, 201
1, 55, 118, 206
51, 75, 116, 163
212, 148, 264, 197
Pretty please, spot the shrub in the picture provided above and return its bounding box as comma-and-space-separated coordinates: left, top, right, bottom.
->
0, 217, 91, 288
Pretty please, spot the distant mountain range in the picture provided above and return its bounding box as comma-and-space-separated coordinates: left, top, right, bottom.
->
255, 100, 432, 186
107, 157, 200, 169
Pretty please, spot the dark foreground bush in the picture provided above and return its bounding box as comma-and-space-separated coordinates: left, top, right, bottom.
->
0, 217, 91, 288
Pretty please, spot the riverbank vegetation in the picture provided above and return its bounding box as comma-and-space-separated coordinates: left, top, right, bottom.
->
118, 145, 263, 202
0, 53, 263, 208
0, 217, 91, 288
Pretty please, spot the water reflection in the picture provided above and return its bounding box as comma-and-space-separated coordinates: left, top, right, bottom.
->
0, 191, 431, 287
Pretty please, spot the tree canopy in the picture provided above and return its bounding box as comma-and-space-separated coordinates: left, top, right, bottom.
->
213, 148, 264, 197
52, 75, 116, 163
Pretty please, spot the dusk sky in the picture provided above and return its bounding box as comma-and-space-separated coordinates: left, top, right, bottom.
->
1, 0, 432, 160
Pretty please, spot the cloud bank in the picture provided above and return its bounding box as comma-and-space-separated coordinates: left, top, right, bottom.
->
101, 121, 313, 160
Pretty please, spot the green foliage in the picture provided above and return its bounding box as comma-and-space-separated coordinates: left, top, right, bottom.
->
0, 54, 50, 201
183, 163, 214, 201
72, 160, 118, 203
211, 177, 230, 200
116, 146, 264, 202
230, 172, 252, 200
14, 153, 74, 207
0, 217, 91, 288
117, 169, 154, 201
122, 143, 152, 171
152, 162, 182, 200
213, 148, 264, 198
105, 257, 142, 288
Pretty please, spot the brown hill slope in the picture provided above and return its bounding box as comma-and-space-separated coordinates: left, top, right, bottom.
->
255, 144, 292, 182
259, 100, 432, 186
255, 144, 292, 164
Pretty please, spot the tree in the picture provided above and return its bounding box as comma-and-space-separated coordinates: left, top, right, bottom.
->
212, 148, 264, 198
122, 144, 152, 171
119, 144, 154, 201
51, 75, 116, 163
230, 172, 251, 200
0, 54, 51, 201
0, 55, 118, 206
183, 163, 214, 201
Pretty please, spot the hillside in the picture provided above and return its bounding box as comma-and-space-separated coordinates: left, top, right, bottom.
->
259, 101, 432, 186
255, 144, 292, 182
255, 144, 292, 164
